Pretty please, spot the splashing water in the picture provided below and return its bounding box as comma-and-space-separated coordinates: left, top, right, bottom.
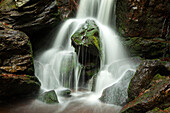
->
34, 0, 137, 112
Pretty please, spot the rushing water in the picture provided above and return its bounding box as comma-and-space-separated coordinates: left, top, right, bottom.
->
32, 0, 137, 113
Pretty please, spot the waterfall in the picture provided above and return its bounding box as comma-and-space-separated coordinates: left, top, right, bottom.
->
35, 0, 136, 107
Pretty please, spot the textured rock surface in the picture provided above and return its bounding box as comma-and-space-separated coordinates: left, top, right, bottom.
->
0, 29, 34, 75
123, 37, 170, 59
128, 60, 170, 101
0, 0, 61, 51
71, 20, 101, 86
0, 29, 40, 98
0, 74, 40, 98
0, 0, 60, 34
121, 78, 170, 113
116, 0, 169, 39
38, 90, 59, 104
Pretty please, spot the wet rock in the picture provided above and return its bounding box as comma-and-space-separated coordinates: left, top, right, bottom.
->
0, 29, 40, 98
0, 74, 40, 98
71, 19, 101, 86
0, 29, 34, 75
0, 0, 61, 50
123, 37, 170, 59
38, 90, 59, 104
116, 0, 169, 39
128, 60, 170, 101
100, 70, 135, 106
121, 78, 170, 113
57, 89, 71, 97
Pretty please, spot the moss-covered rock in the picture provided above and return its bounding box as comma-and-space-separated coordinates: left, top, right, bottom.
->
71, 19, 101, 86
38, 90, 59, 104
0, 29, 40, 99
0, 74, 40, 98
121, 78, 170, 113
123, 37, 170, 59
128, 60, 169, 102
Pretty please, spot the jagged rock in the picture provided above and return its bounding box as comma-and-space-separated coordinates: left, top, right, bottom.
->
116, 0, 169, 39
0, 0, 61, 50
128, 60, 170, 101
0, 29, 40, 98
123, 37, 170, 59
71, 19, 101, 86
38, 90, 59, 104
121, 77, 170, 113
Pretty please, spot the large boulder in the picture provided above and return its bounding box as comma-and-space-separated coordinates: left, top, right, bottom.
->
121, 77, 170, 113
128, 60, 170, 101
0, 28, 40, 99
71, 19, 101, 87
116, 0, 169, 39
0, 0, 61, 51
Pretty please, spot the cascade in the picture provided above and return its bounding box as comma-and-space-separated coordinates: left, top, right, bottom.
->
34, 0, 137, 112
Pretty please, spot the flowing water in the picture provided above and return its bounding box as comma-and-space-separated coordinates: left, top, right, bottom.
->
23, 0, 139, 113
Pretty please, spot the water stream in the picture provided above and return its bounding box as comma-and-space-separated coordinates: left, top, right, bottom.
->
32, 0, 137, 113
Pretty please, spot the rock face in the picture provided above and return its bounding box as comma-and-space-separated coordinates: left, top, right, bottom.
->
0, 0, 60, 34
116, 0, 170, 59
71, 20, 101, 87
128, 60, 170, 101
0, 28, 40, 99
116, 0, 169, 39
0, 0, 61, 51
121, 77, 170, 113
123, 37, 170, 59
121, 60, 170, 113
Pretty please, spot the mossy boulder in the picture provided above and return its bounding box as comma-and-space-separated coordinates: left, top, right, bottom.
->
123, 37, 170, 59
0, 29, 40, 99
38, 90, 59, 104
71, 19, 101, 86
121, 77, 170, 113
128, 60, 170, 102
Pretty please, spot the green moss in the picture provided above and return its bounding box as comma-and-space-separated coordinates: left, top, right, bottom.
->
153, 74, 166, 80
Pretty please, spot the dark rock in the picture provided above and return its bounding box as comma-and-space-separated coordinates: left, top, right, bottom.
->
0, 29, 34, 75
71, 19, 101, 86
0, 0, 61, 34
0, 29, 40, 98
0, 0, 61, 51
116, 0, 169, 39
128, 60, 170, 101
0, 74, 40, 98
57, 0, 79, 20
123, 37, 170, 59
121, 78, 170, 113
38, 90, 59, 104
146, 107, 170, 113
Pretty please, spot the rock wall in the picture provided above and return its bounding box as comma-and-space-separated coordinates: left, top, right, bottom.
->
116, 0, 170, 59
116, 0, 169, 39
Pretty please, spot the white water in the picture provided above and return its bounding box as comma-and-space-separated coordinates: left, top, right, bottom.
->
34, 0, 136, 112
